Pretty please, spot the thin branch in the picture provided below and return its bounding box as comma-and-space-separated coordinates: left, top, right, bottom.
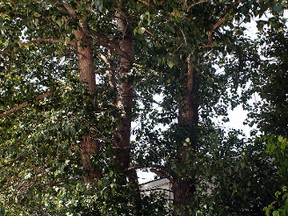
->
207, 0, 242, 45
63, 4, 77, 19
138, 0, 157, 9
99, 53, 117, 89
135, 95, 162, 106
187, 0, 208, 12
89, 29, 133, 62
144, 28, 154, 36
55, 0, 77, 19
99, 53, 110, 65
0, 91, 52, 119
0, 38, 75, 55
95, 67, 117, 72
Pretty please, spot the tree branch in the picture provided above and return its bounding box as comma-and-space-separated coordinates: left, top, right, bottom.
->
55, 0, 77, 19
138, 0, 157, 9
207, 0, 242, 45
187, 0, 208, 12
99, 53, 117, 90
88, 29, 133, 62
0, 91, 52, 119
0, 38, 75, 55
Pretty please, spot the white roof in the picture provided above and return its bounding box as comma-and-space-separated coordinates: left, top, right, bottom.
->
140, 178, 170, 190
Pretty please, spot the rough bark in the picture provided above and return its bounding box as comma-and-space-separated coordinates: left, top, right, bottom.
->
115, 5, 142, 215
74, 28, 100, 183
173, 55, 198, 215
114, 6, 134, 178
74, 29, 96, 94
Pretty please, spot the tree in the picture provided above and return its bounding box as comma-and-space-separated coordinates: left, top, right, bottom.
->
247, 17, 288, 216
247, 19, 288, 137
0, 0, 287, 215
264, 136, 288, 216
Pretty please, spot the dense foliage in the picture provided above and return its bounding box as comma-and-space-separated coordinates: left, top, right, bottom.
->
0, 0, 287, 215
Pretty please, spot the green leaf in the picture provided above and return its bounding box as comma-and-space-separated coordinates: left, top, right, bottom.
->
167, 60, 175, 68
134, 26, 146, 35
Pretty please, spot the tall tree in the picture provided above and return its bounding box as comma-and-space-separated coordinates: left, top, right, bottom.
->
248, 21, 288, 137
132, 1, 287, 215
0, 0, 287, 215
247, 14, 288, 216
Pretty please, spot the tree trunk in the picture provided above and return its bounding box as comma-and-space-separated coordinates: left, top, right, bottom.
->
114, 5, 142, 215
173, 55, 198, 215
74, 28, 100, 183
114, 4, 134, 181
